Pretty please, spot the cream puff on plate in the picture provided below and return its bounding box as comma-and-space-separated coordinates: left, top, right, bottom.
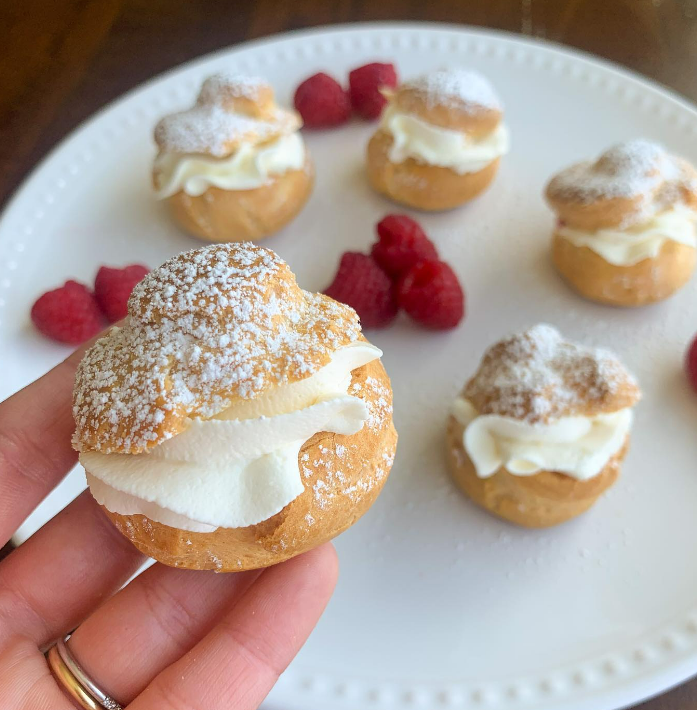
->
153, 72, 314, 242
73, 242, 396, 571
367, 68, 509, 210
546, 139, 697, 306
446, 324, 641, 528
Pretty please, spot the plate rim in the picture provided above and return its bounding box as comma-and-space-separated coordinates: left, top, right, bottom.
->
3, 20, 697, 228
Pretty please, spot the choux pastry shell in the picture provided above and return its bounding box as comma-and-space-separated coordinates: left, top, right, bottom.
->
153, 73, 313, 243
446, 325, 641, 528
367, 69, 508, 211
73, 243, 397, 571
546, 140, 697, 306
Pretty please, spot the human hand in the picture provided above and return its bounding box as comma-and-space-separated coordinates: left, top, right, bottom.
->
0, 346, 338, 709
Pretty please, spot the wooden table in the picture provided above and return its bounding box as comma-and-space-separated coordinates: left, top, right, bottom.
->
2, 1, 697, 707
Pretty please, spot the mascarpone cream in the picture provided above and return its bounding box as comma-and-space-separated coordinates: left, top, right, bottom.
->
557, 204, 697, 266
452, 397, 632, 481
154, 131, 306, 198
83, 343, 381, 532
380, 105, 509, 174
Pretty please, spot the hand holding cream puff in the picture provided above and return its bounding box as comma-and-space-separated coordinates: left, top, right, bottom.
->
153, 73, 314, 243
367, 68, 509, 210
546, 140, 697, 306
446, 325, 641, 528
73, 243, 396, 571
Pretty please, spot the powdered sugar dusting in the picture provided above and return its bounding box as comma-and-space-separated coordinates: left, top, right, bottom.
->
155, 104, 282, 157
406, 69, 502, 112
394, 171, 429, 190
198, 72, 267, 103
309, 436, 394, 511
73, 243, 361, 454
364, 377, 394, 431
303, 362, 396, 514
548, 139, 686, 204
154, 73, 298, 157
464, 324, 640, 423
342, 449, 395, 504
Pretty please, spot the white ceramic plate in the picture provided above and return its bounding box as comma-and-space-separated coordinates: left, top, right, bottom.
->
2, 22, 697, 710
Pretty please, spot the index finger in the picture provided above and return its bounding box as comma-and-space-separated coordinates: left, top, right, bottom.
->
129, 544, 339, 710
0, 345, 87, 544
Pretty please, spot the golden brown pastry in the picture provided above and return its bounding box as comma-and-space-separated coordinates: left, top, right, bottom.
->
546, 140, 697, 306
446, 324, 641, 528
366, 68, 509, 210
73, 242, 396, 571
153, 73, 313, 243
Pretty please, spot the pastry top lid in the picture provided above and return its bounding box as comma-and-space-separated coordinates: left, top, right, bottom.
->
154, 72, 301, 158
463, 324, 641, 424
391, 68, 503, 136
403, 69, 502, 112
73, 243, 362, 455
546, 140, 697, 229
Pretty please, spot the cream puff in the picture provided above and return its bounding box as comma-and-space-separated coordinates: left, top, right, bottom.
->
72, 242, 396, 571
446, 324, 641, 528
153, 72, 314, 243
366, 68, 509, 210
546, 140, 697, 306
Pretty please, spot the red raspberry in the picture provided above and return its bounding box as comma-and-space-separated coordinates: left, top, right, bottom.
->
349, 62, 398, 119
397, 259, 465, 330
31, 280, 103, 344
94, 264, 149, 323
294, 72, 351, 128
324, 252, 397, 328
371, 214, 438, 278
685, 335, 697, 393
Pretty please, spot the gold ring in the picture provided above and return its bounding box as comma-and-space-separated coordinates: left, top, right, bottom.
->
46, 637, 122, 710
46, 644, 101, 710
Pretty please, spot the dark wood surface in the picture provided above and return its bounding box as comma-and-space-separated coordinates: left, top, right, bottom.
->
2, 1, 697, 707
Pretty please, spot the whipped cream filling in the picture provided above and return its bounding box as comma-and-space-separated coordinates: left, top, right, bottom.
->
380, 105, 509, 174
154, 131, 306, 198
557, 204, 697, 266
452, 397, 632, 481
83, 343, 381, 532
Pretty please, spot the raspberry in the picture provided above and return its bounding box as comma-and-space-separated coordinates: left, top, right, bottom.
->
294, 72, 351, 128
685, 335, 697, 393
397, 259, 465, 330
349, 62, 398, 120
324, 252, 397, 328
31, 280, 103, 344
371, 214, 438, 278
94, 264, 149, 323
